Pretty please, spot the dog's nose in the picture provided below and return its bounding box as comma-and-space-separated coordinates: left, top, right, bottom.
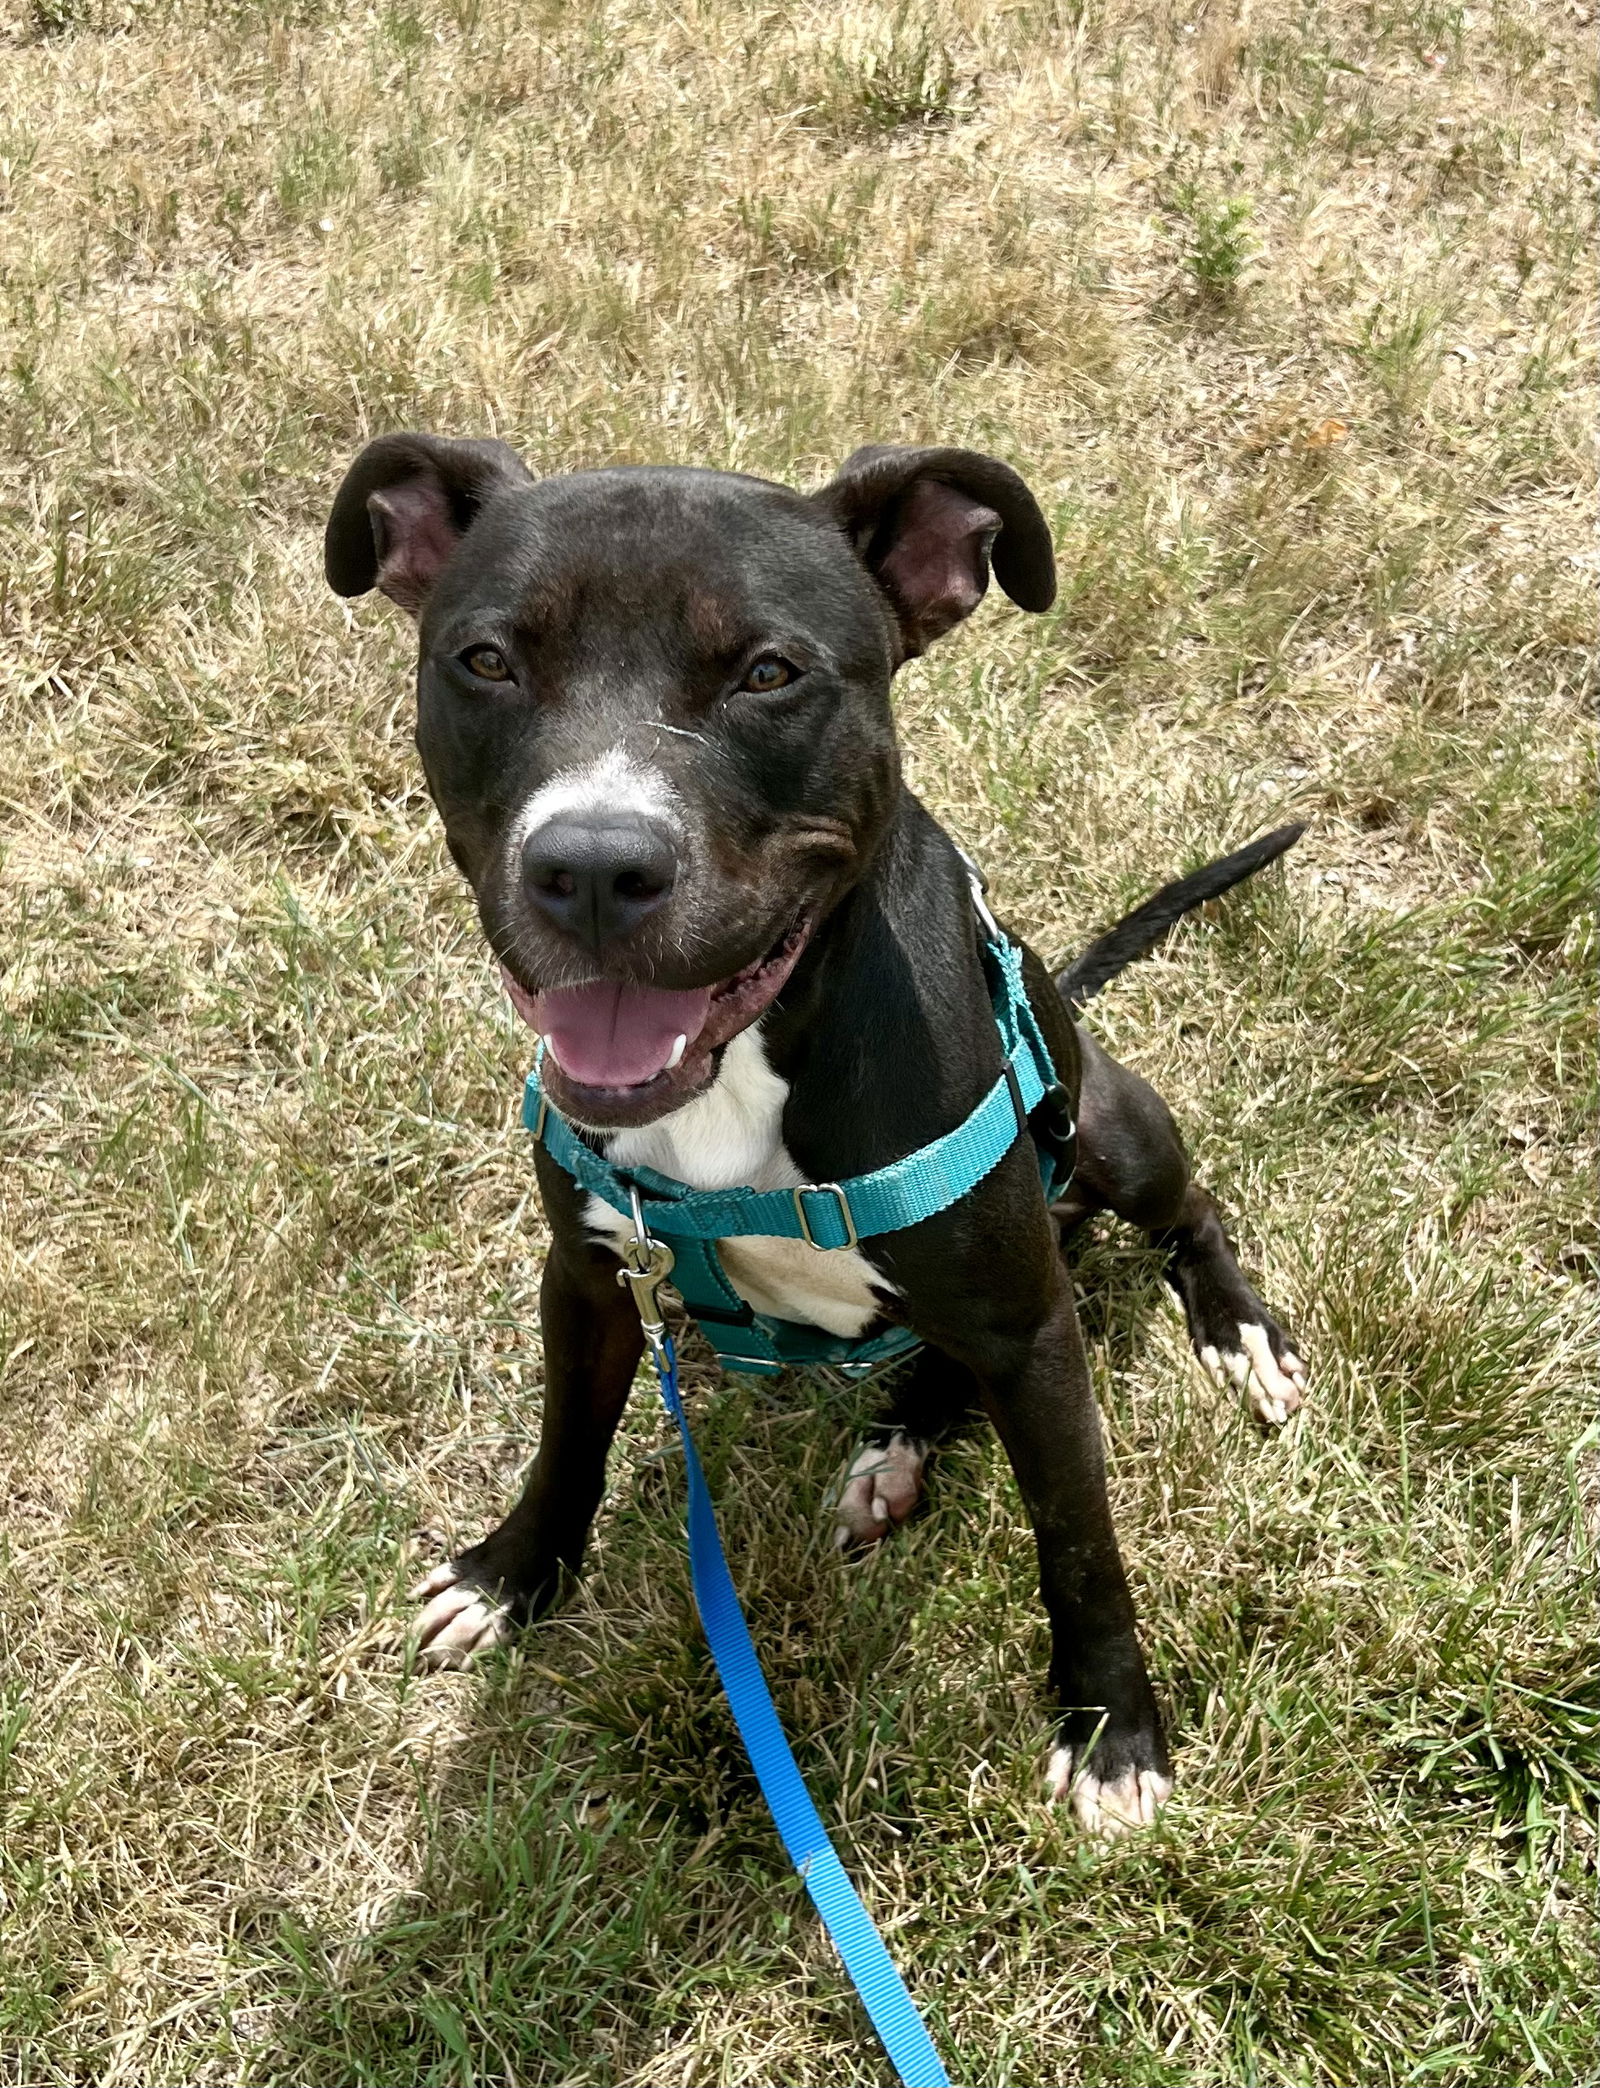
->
520, 814, 680, 952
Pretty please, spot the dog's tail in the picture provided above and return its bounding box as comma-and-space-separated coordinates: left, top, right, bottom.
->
1056, 822, 1305, 1010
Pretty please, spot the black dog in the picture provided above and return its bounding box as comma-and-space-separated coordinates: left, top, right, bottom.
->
325, 435, 1306, 1835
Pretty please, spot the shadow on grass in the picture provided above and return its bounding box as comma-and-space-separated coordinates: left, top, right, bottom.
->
241, 1347, 979, 2083
242, 1240, 1182, 2085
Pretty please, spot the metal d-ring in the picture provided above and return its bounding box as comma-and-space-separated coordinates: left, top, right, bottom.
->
953, 843, 1003, 942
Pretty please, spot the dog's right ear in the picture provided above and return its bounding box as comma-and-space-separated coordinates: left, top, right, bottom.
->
324, 432, 534, 615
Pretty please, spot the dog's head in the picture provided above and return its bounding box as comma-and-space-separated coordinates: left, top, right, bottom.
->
325, 436, 1055, 1128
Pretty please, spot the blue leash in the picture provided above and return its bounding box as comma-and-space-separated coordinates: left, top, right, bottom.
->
616, 1194, 951, 2088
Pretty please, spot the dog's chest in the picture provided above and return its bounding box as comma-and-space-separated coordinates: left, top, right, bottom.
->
582, 1029, 888, 1339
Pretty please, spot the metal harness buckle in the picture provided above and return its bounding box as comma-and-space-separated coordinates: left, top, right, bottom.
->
792, 1182, 859, 1251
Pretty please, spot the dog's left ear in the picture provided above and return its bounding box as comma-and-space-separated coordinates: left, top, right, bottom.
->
811, 443, 1056, 659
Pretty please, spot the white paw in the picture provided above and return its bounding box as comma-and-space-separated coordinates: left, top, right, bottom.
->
411, 1562, 514, 1669
1045, 1746, 1173, 1838
1199, 1321, 1306, 1427
833, 1432, 927, 1549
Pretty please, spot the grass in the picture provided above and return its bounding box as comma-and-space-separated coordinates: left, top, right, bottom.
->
0, 0, 1595, 2080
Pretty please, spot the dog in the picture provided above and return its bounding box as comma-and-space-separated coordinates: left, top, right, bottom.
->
324, 435, 1306, 1836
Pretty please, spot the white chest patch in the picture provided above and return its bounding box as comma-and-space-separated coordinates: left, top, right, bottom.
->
582, 1028, 893, 1339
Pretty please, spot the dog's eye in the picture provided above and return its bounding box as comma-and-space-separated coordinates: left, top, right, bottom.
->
742, 654, 797, 693
460, 645, 513, 683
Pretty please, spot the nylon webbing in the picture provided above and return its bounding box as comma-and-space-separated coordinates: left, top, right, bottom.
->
650, 1329, 950, 2087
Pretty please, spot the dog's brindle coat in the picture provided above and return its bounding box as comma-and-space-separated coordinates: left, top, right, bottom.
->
325, 434, 1305, 1835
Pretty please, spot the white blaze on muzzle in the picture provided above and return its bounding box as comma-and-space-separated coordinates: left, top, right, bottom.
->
503, 744, 684, 870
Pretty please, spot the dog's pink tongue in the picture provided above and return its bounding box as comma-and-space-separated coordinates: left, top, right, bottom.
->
530, 980, 712, 1088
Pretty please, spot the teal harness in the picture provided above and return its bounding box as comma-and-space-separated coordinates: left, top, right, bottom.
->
523, 878, 1074, 1379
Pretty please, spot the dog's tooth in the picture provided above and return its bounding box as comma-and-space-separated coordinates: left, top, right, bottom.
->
545, 1037, 568, 1073
665, 1033, 688, 1071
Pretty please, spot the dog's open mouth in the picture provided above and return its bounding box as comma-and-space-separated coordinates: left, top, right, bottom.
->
501, 918, 812, 1127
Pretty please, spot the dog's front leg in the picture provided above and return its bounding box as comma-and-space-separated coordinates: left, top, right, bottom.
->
414, 1237, 643, 1667
971, 1271, 1173, 1836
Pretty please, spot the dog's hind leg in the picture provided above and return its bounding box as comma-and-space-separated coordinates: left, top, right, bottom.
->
1061, 1027, 1306, 1426
832, 1346, 977, 1549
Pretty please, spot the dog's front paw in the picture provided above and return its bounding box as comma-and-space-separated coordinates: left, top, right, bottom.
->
411, 1562, 517, 1669
410, 1532, 569, 1670
1044, 1743, 1173, 1839
1198, 1318, 1306, 1428
833, 1431, 927, 1549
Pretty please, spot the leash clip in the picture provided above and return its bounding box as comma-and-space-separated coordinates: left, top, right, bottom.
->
618, 1184, 675, 1344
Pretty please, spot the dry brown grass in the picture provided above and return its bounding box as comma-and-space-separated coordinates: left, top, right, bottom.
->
1, 0, 1596, 2081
